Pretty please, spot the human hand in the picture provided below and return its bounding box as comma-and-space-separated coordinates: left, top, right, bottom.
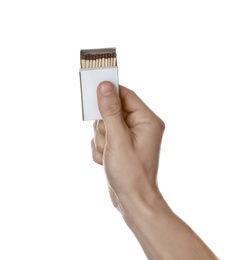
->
91, 82, 219, 260
91, 81, 165, 215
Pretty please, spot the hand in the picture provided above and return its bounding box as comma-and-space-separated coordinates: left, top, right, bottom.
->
91, 81, 218, 260
91, 81, 165, 215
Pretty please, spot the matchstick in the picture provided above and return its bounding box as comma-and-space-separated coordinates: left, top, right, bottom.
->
81, 54, 86, 68
101, 54, 105, 67
107, 53, 111, 66
95, 54, 99, 67
104, 53, 108, 67
89, 55, 93, 68
113, 52, 116, 66
92, 55, 96, 68
85, 54, 90, 68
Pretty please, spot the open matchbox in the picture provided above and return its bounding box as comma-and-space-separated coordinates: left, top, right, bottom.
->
79, 47, 119, 121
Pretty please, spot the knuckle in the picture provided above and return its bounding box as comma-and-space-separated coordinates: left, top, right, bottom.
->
126, 89, 136, 99
153, 116, 166, 133
158, 117, 165, 131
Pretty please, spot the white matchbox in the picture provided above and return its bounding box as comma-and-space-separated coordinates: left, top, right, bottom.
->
79, 47, 119, 121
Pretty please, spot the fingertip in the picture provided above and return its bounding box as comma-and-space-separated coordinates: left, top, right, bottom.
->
98, 81, 116, 97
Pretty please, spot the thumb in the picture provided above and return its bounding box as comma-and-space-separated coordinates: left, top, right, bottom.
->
97, 81, 127, 137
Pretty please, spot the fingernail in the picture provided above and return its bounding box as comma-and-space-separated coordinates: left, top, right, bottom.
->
99, 81, 114, 96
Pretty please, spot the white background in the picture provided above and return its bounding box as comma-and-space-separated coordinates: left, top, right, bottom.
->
0, 0, 239, 259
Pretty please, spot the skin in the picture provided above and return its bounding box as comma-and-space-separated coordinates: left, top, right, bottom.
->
91, 81, 219, 260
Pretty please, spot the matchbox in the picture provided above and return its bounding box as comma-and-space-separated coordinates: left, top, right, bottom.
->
79, 47, 119, 121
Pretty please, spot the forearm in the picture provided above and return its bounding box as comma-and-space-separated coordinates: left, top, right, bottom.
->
121, 191, 218, 260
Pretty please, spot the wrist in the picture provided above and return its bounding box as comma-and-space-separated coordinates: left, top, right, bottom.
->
119, 188, 170, 230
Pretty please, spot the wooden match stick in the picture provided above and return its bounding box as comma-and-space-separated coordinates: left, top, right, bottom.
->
95, 54, 99, 67
101, 54, 105, 67
104, 53, 108, 67
92, 55, 96, 68
85, 54, 90, 68
110, 53, 114, 66
113, 52, 116, 66
81, 54, 86, 68
107, 53, 111, 66
89, 54, 92, 68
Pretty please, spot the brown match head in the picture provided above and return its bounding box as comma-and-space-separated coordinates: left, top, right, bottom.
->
104, 53, 108, 58
107, 53, 111, 58
92, 55, 96, 60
